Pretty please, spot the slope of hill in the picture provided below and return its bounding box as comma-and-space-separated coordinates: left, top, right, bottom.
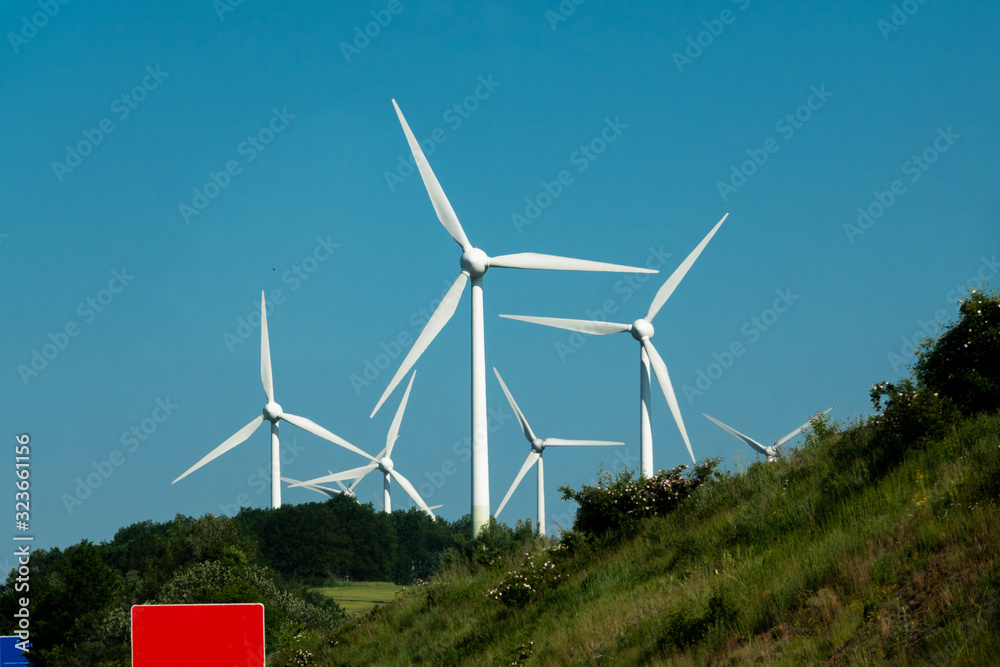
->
272, 410, 1000, 665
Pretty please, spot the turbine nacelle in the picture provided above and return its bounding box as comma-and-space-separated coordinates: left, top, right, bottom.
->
630, 318, 654, 341
460, 247, 489, 278
262, 401, 283, 422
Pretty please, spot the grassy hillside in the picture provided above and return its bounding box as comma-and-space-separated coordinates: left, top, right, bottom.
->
270, 409, 1000, 665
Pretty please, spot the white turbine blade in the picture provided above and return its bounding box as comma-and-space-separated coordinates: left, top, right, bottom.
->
281, 477, 341, 499
386, 371, 417, 458
642, 339, 695, 463
428, 504, 443, 510
495, 451, 540, 519
372, 490, 384, 510
388, 468, 435, 517
499, 314, 631, 336
371, 272, 468, 417
280, 413, 376, 462
703, 413, 768, 455
489, 252, 656, 274
492, 367, 536, 443
646, 213, 728, 322
542, 438, 624, 447
392, 99, 471, 250
775, 407, 833, 448
173, 415, 264, 484
290, 463, 378, 487
260, 291, 274, 403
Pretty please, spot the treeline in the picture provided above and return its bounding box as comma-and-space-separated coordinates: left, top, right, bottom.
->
0, 497, 472, 665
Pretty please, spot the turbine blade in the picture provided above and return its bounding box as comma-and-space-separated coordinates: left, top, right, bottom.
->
173, 415, 264, 484
703, 413, 768, 455
388, 469, 435, 517
281, 413, 375, 462
499, 314, 631, 336
493, 367, 536, 443
646, 213, 728, 322
260, 291, 274, 403
542, 438, 624, 447
489, 252, 656, 274
495, 452, 540, 519
372, 490, 384, 510
290, 463, 378, 487
281, 477, 341, 499
386, 371, 417, 458
371, 272, 468, 417
392, 99, 471, 250
642, 340, 695, 463
775, 407, 834, 448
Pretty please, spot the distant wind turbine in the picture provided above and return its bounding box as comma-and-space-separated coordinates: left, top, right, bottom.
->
372, 99, 657, 537
173, 291, 372, 508
296, 371, 436, 517
492, 367, 623, 535
280, 476, 357, 500
703, 407, 833, 462
501, 213, 729, 477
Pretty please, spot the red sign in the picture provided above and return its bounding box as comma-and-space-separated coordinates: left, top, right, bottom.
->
132, 603, 265, 666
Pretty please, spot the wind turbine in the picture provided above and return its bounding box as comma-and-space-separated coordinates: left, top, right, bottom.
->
371, 491, 443, 513
173, 291, 373, 508
492, 368, 623, 535
280, 476, 357, 500
703, 407, 833, 462
296, 371, 436, 517
501, 213, 729, 478
372, 99, 657, 537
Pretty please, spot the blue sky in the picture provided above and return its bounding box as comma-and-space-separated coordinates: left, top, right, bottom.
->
3, 0, 998, 553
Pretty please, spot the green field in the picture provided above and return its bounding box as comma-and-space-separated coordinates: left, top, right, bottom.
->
315, 581, 405, 616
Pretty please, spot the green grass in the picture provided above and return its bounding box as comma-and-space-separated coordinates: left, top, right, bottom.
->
270, 412, 1000, 665
314, 582, 405, 616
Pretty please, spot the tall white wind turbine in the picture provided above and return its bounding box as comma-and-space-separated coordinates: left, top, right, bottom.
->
501, 213, 729, 478
373, 100, 657, 537
492, 368, 623, 535
173, 291, 373, 508
298, 372, 436, 517
704, 407, 833, 462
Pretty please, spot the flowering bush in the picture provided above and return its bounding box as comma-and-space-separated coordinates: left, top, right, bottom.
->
559, 459, 721, 538
869, 379, 959, 447
486, 550, 562, 608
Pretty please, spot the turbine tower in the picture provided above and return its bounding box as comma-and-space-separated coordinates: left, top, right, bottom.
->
173, 291, 371, 508
492, 368, 622, 535
373, 99, 657, 537
501, 213, 728, 478
298, 371, 436, 517
704, 408, 833, 462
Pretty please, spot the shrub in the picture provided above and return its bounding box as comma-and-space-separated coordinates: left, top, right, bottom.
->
559, 459, 721, 539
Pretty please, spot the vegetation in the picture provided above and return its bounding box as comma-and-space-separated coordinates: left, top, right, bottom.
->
2, 285, 997, 665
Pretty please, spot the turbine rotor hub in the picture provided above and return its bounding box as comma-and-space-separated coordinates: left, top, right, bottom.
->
631, 318, 654, 341
531, 438, 545, 453
378, 457, 394, 473
262, 401, 283, 422
460, 247, 490, 278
